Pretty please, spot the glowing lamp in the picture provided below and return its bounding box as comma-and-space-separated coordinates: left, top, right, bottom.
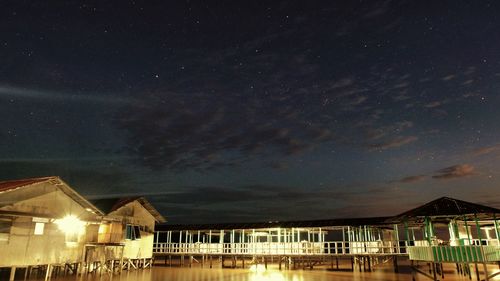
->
55, 215, 85, 234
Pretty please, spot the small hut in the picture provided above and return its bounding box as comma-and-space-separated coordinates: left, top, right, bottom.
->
0, 176, 103, 276
391, 197, 500, 280
0, 177, 166, 279
90, 197, 166, 268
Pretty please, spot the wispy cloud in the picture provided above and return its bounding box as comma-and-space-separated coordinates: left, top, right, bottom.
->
0, 84, 137, 105
472, 144, 500, 157
369, 135, 418, 150
397, 175, 426, 183
432, 164, 476, 180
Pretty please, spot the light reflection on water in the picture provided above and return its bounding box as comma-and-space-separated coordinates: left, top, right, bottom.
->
57, 268, 393, 281
248, 265, 299, 281
53, 265, 479, 281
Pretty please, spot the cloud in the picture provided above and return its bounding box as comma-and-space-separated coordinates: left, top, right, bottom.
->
398, 175, 426, 183
369, 136, 418, 150
365, 121, 413, 141
432, 164, 476, 180
115, 88, 336, 170
0, 84, 138, 105
472, 144, 500, 157
441, 74, 456, 81
424, 101, 442, 108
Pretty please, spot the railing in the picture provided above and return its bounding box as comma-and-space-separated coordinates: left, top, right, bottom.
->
153, 241, 409, 256
408, 245, 500, 263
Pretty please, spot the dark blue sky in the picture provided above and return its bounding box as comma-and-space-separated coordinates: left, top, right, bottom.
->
1, 1, 500, 223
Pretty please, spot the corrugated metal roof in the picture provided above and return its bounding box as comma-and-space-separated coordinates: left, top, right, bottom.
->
0, 177, 54, 193
156, 197, 500, 231
91, 196, 166, 223
0, 176, 104, 216
156, 216, 393, 231
394, 196, 500, 219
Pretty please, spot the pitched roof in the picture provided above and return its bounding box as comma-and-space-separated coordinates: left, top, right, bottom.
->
91, 196, 166, 223
393, 196, 500, 220
0, 177, 54, 193
156, 216, 393, 231
0, 176, 104, 216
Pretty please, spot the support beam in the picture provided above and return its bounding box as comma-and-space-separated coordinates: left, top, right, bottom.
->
9, 267, 16, 281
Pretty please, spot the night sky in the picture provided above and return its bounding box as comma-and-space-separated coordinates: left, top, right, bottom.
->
1, 1, 500, 223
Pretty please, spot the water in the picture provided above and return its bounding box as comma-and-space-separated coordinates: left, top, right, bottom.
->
51, 263, 497, 281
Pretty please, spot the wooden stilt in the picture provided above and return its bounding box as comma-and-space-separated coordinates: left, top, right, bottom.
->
44, 264, 51, 281
475, 263, 480, 281
483, 262, 489, 281
411, 261, 416, 281
9, 266, 16, 281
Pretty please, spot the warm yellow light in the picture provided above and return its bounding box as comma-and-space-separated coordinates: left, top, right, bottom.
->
55, 215, 85, 234
249, 264, 267, 273
249, 265, 287, 281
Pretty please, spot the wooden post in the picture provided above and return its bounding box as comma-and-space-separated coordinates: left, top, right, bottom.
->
119, 246, 125, 274
475, 263, 480, 281
474, 214, 490, 281
411, 260, 416, 281
44, 264, 51, 281
9, 266, 16, 281
493, 214, 500, 244
393, 256, 399, 273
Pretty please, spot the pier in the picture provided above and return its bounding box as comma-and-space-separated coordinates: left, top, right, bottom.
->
153, 197, 500, 280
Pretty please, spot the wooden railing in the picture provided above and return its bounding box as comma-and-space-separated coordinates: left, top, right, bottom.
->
408, 245, 500, 263
153, 241, 409, 256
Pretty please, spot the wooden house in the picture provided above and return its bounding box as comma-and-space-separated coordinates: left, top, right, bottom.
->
90, 197, 166, 265
0, 177, 166, 279
0, 176, 103, 273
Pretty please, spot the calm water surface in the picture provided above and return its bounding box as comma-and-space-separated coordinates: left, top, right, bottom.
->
55, 264, 497, 281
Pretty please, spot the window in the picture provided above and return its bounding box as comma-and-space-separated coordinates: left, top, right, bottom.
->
134, 226, 141, 239
0, 218, 12, 242
34, 222, 45, 235
32, 217, 49, 236
125, 224, 141, 240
